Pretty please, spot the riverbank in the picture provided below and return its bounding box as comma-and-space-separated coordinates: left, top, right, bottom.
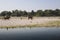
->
0, 17, 60, 28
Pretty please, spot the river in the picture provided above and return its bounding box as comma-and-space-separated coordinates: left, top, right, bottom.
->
0, 27, 60, 40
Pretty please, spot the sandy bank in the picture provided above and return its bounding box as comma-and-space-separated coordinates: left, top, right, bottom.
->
0, 17, 60, 27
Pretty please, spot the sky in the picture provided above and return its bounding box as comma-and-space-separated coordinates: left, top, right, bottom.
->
0, 0, 60, 12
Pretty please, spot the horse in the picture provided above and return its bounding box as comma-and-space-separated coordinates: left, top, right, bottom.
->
28, 16, 33, 20
4, 16, 10, 20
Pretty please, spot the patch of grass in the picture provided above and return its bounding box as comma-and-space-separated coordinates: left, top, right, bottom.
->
23, 21, 60, 27
40, 21, 60, 27
0, 21, 60, 28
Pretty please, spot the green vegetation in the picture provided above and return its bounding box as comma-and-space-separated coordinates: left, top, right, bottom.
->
0, 9, 60, 17
0, 9, 60, 28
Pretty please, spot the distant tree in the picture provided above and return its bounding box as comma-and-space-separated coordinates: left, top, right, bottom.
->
31, 10, 35, 16
11, 10, 15, 16
0, 11, 8, 16
0, 9, 60, 17
44, 10, 49, 16
55, 9, 60, 16
23, 10, 28, 17
19, 10, 23, 16
44, 10, 54, 16
36, 10, 43, 16
7, 11, 12, 16
11, 10, 21, 17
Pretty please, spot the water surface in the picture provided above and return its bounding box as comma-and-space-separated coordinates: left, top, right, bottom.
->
0, 27, 60, 40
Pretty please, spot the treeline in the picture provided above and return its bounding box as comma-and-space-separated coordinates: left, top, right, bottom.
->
0, 9, 60, 17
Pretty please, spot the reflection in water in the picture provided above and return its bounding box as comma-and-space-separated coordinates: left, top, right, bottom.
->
6, 27, 8, 30
1, 27, 32, 31
0, 27, 60, 40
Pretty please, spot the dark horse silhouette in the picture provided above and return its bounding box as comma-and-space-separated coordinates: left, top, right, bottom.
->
28, 16, 33, 20
4, 16, 10, 20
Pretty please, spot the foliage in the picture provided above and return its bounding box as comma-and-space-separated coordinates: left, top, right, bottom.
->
0, 9, 60, 17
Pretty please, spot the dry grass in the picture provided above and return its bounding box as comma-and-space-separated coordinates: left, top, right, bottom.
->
39, 21, 60, 27
0, 17, 60, 28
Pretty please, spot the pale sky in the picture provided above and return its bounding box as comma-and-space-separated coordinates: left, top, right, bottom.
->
0, 0, 60, 12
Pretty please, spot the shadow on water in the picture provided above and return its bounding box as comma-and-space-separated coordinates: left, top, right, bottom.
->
0, 27, 60, 40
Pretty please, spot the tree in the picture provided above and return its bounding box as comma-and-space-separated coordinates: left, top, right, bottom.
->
23, 10, 28, 17
7, 11, 12, 16
11, 10, 21, 17
31, 10, 35, 16
0, 11, 8, 16
0, 9, 60, 17
0, 11, 11, 17
36, 10, 43, 16
55, 9, 60, 16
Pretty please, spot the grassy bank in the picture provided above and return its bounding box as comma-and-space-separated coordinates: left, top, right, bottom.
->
0, 17, 60, 28
40, 21, 60, 27
19, 21, 60, 27
0, 21, 60, 28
